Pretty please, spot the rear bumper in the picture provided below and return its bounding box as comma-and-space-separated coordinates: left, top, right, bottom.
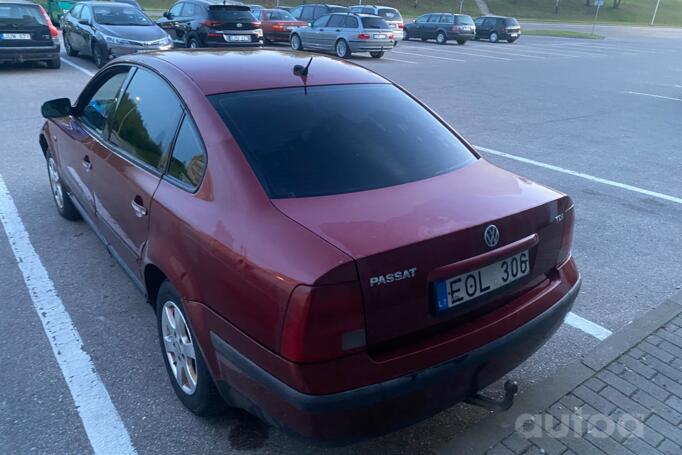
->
0, 44, 60, 63
447, 32, 475, 41
208, 261, 580, 441
265, 31, 295, 42
348, 40, 394, 53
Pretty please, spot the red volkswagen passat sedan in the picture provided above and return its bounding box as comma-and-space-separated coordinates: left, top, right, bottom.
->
39, 50, 580, 441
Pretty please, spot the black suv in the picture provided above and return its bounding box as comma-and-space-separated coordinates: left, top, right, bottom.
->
404, 13, 475, 45
474, 15, 521, 43
157, 0, 262, 48
289, 3, 348, 24
0, 0, 60, 68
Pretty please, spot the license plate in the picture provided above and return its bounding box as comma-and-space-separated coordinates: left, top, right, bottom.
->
286, 26, 295, 30
373, 33, 387, 39
510, 33, 518, 37
434, 250, 530, 312
226, 35, 250, 42
0, 33, 31, 40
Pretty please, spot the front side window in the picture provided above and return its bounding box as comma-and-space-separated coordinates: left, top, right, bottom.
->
427, 15, 440, 23
109, 69, 183, 170
167, 116, 206, 188
169, 3, 183, 17
80, 6, 91, 22
415, 15, 427, 24
181, 3, 196, 17
210, 84, 475, 199
80, 70, 130, 134
312, 14, 329, 28
70, 4, 83, 18
289, 6, 302, 18
312, 6, 325, 19
326, 14, 344, 28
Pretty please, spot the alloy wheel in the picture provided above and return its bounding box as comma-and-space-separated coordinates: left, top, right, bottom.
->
161, 301, 198, 395
336, 40, 348, 58
47, 157, 64, 209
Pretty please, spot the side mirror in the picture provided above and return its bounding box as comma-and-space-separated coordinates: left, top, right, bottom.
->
163, 11, 172, 19
41, 98, 72, 119
79, 18, 90, 25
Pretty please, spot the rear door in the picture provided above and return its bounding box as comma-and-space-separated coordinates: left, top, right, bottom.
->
0, 2, 52, 49
320, 14, 342, 50
90, 67, 184, 278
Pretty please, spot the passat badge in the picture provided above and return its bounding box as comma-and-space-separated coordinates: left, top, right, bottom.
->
370, 268, 417, 287
484, 225, 499, 248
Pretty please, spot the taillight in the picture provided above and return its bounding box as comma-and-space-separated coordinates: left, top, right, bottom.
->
38, 6, 59, 38
452, 25, 460, 32
280, 282, 366, 363
273, 24, 285, 31
398, 23, 404, 29
388, 33, 394, 40
557, 207, 574, 266
357, 33, 370, 40
201, 19, 223, 28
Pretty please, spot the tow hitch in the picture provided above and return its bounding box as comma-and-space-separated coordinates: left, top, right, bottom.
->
465, 380, 519, 412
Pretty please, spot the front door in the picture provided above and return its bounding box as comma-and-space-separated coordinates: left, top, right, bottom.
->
425, 14, 440, 39
91, 67, 184, 277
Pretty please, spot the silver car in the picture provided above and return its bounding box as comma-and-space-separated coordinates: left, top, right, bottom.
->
349, 5, 404, 41
290, 13, 394, 59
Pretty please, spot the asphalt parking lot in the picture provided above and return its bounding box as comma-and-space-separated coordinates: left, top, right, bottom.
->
1, 24, 681, 454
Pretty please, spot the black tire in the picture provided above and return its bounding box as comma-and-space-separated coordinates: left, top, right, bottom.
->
436, 31, 447, 45
403, 29, 410, 40
335, 39, 351, 58
46, 152, 80, 221
457, 39, 466, 45
262, 36, 270, 45
290, 33, 302, 51
420, 37, 427, 41
156, 280, 226, 416
507, 38, 517, 43
490, 32, 499, 43
369, 51, 384, 59
46, 58, 61, 69
92, 42, 107, 68
64, 33, 78, 56
187, 36, 200, 49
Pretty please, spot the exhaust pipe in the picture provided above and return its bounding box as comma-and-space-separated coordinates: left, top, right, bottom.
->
465, 380, 519, 412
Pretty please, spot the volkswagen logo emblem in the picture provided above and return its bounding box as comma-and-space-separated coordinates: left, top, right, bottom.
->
236, 23, 243, 28
484, 225, 500, 248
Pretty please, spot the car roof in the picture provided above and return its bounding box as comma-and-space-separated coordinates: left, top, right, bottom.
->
121, 49, 388, 96
0, 0, 39, 4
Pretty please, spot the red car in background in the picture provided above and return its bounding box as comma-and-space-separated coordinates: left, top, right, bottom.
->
39, 50, 580, 442
253, 8, 306, 43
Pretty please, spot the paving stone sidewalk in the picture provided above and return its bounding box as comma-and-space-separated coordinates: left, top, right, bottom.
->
435, 292, 682, 455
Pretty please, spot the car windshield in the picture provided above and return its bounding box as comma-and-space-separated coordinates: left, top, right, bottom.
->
361, 17, 389, 29
266, 9, 295, 20
210, 84, 475, 198
377, 8, 401, 21
209, 6, 255, 21
0, 4, 45, 25
93, 6, 152, 25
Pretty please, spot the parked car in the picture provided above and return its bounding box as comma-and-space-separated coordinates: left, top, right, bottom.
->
0, 0, 60, 68
62, 1, 171, 67
39, 0, 74, 26
404, 12, 475, 45
39, 48, 580, 442
289, 3, 348, 25
246, 3, 262, 12
157, 0, 262, 48
253, 8, 305, 44
349, 4, 402, 40
291, 12, 394, 59
474, 15, 521, 43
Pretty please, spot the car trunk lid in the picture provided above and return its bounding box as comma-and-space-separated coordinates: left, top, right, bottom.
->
0, 4, 52, 47
272, 160, 571, 349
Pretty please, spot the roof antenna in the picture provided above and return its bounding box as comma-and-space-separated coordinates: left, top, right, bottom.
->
293, 57, 313, 77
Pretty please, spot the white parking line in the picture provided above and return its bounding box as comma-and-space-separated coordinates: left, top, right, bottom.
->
565, 312, 612, 341
476, 145, 682, 205
60, 57, 95, 77
409, 46, 512, 61
392, 49, 466, 62
382, 56, 418, 64
0, 175, 137, 455
627, 91, 682, 102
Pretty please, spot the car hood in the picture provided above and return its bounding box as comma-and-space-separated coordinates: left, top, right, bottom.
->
96, 24, 167, 41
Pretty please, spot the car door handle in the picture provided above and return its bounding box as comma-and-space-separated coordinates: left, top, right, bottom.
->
82, 155, 92, 171
131, 197, 147, 218
335, 29, 341, 32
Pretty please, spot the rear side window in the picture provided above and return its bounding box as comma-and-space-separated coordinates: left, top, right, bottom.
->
361, 17, 389, 29
210, 84, 475, 199
378, 8, 401, 21
312, 14, 329, 27
328, 6, 348, 13
312, 5, 325, 18
439, 15, 453, 24
299, 5, 314, 20
167, 116, 206, 188
0, 4, 45, 24
456, 15, 474, 25
80, 70, 130, 134
208, 6, 253, 21
343, 15, 358, 28
109, 69, 183, 170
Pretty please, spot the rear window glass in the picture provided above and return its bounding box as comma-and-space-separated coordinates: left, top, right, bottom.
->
361, 17, 389, 29
0, 4, 45, 24
456, 15, 474, 25
377, 8, 401, 21
505, 18, 520, 26
209, 84, 475, 199
209, 6, 254, 21
266, 9, 294, 20
328, 6, 348, 13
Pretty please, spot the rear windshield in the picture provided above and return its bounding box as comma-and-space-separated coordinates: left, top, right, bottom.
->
328, 6, 348, 13
210, 84, 475, 199
0, 4, 45, 25
361, 17, 389, 29
456, 15, 474, 25
209, 6, 254, 21
93, 6, 152, 25
505, 18, 520, 26
377, 8, 401, 21
265, 9, 294, 20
